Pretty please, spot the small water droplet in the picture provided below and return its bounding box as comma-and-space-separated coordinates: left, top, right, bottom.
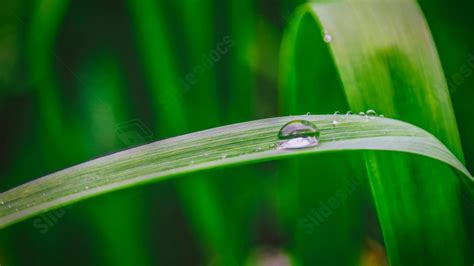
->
379, 114, 385, 118
277, 120, 320, 150
0, 201, 4, 205
344, 111, 354, 119
85, 186, 89, 190
323, 30, 332, 43
366, 109, 377, 118
332, 111, 341, 126
7, 204, 11, 209
190, 160, 195, 165
204, 152, 209, 157
358, 112, 369, 121
221, 155, 227, 159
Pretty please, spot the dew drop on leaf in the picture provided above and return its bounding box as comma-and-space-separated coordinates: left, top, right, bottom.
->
332, 111, 341, 126
366, 109, 377, 117
277, 120, 320, 150
323, 30, 332, 43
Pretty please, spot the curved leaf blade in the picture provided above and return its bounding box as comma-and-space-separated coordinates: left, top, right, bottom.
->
0, 115, 471, 229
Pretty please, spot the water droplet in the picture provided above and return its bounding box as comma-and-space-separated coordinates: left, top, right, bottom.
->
221, 155, 227, 159
344, 111, 354, 120
190, 160, 195, 165
366, 109, 377, 118
278, 120, 320, 139
379, 114, 385, 118
323, 30, 332, 43
204, 152, 209, 157
85, 186, 89, 190
0, 201, 4, 205
277, 120, 320, 150
358, 112, 369, 121
332, 111, 341, 126
15, 208, 18, 212
7, 204, 11, 209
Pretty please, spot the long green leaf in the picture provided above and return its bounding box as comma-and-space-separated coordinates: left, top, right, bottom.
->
280, 0, 471, 264
0, 115, 471, 229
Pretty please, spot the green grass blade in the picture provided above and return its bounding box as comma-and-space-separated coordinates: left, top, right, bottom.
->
0, 115, 471, 229
280, 1, 471, 264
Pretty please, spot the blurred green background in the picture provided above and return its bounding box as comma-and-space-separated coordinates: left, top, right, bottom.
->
0, 0, 472, 265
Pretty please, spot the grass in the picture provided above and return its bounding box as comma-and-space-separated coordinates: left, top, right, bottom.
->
1, 115, 471, 227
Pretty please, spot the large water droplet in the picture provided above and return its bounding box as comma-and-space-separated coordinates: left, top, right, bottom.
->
0, 201, 4, 205
277, 120, 320, 150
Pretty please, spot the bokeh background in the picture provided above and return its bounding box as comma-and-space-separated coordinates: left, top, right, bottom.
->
0, 0, 473, 265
